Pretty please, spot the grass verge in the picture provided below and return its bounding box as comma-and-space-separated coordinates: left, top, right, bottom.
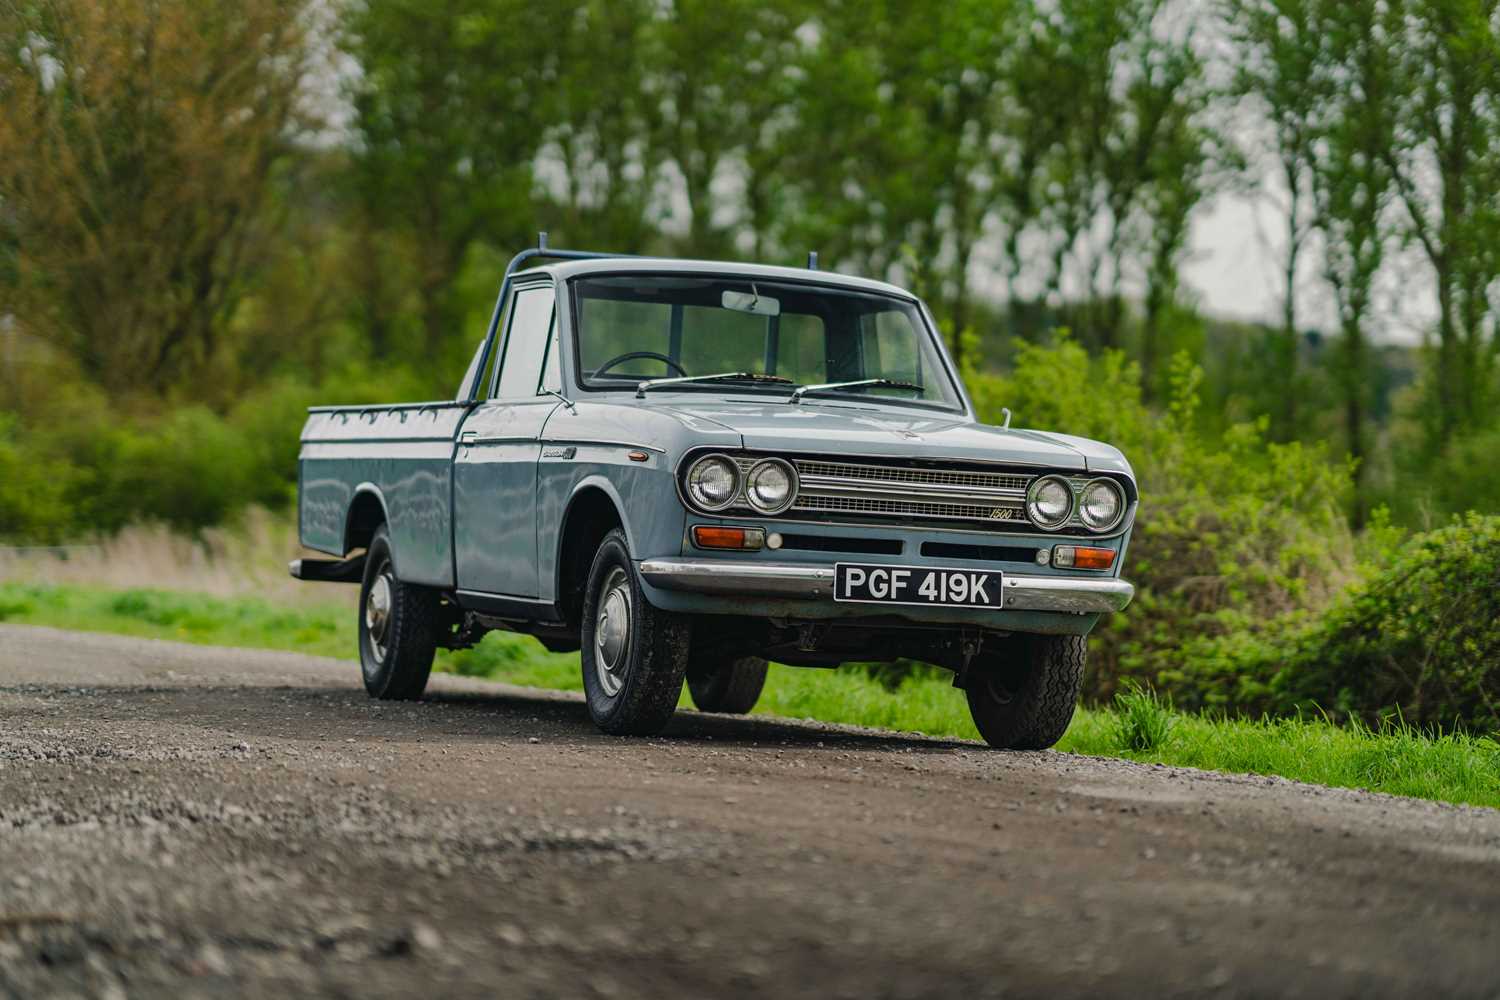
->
2, 581, 1496, 809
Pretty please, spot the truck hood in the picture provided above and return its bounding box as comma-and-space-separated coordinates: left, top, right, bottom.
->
655, 399, 1089, 470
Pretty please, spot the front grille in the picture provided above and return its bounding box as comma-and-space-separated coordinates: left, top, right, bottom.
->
794, 493, 1027, 524
719, 454, 1116, 534
792, 460, 1029, 493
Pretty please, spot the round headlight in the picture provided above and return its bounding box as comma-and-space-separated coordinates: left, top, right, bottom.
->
746, 459, 797, 513
1026, 475, 1075, 530
686, 455, 739, 511
1079, 478, 1124, 532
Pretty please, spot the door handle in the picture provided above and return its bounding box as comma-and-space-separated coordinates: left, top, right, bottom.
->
459, 431, 477, 449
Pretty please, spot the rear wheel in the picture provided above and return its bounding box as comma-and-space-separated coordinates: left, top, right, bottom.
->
965, 635, 1085, 750
580, 529, 692, 735
357, 526, 438, 700
687, 656, 768, 715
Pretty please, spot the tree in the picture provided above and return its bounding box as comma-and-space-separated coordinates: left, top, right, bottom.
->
1382, 0, 1500, 445
1222, 0, 1324, 441
539, 0, 662, 254
0, 0, 314, 396
345, 0, 552, 361
1025, 0, 1212, 355
643, 0, 809, 260
1128, 20, 1216, 397
777, 0, 1023, 368
1308, 0, 1397, 528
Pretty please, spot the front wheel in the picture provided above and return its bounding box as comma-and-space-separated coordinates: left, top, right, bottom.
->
357, 526, 439, 700
580, 529, 692, 735
965, 634, 1085, 750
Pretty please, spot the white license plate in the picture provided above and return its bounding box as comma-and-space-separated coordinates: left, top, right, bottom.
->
833, 563, 1003, 609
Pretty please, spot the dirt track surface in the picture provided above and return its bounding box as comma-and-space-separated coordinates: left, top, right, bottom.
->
2, 625, 1499, 999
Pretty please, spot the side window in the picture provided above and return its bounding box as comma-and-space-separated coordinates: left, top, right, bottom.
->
494, 285, 556, 399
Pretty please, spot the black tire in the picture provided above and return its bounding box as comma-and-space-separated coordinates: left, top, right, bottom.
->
687, 656, 768, 715
580, 528, 692, 735
357, 526, 439, 700
965, 634, 1085, 750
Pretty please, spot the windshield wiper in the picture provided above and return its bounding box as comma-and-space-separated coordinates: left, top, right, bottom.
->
636, 371, 794, 398
789, 378, 926, 404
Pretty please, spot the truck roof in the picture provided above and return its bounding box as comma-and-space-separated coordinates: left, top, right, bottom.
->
536, 257, 919, 301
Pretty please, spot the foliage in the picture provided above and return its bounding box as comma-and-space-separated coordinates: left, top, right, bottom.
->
1111, 682, 1175, 751
1183, 514, 1500, 734
0, 0, 316, 397
0, 414, 78, 543
1380, 0, 1500, 446
971, 337, 1357, 700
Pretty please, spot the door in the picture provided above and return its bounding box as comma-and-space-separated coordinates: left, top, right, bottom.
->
453, 282, 560, 598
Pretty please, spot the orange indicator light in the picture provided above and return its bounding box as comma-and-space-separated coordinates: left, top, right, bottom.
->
691, 525, 765, 550
1053, 545, 1116, 570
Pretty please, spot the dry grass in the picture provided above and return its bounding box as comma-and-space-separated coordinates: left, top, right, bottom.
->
0, 507, 353, 607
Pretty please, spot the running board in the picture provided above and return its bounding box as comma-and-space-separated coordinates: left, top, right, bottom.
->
288, 555, 366, 584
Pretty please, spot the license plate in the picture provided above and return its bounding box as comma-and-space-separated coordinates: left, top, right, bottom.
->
833, 563, 1003, 609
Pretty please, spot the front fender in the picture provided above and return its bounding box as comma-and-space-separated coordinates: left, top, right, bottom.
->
536, 448, 688, 604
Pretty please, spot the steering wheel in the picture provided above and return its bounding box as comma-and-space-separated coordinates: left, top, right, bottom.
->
592, 351, 687, 379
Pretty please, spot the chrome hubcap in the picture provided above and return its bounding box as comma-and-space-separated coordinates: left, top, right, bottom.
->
594, 567, 631, 697
366, 570, 393, 665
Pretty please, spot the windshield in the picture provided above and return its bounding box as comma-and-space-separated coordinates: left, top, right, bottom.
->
571, 275, 962, 409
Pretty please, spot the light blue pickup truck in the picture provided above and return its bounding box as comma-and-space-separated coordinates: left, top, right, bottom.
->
293, 237, 1137, 748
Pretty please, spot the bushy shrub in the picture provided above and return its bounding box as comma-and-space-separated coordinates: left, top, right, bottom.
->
101, 407, 265, 532
968, 336, 1357, 701
1396, 423, 1500, 527
0, 413, 82, 543
1188, 514, 1500, 734
2, 362, 438, 541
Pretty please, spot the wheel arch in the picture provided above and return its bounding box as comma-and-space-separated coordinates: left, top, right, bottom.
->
343, 484, 390, 563
555, 480, 631, 628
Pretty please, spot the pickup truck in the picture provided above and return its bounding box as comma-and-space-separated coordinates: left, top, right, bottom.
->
292, 237, 1137, 748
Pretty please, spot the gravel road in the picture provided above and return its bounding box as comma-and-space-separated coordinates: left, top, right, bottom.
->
2, 624, 1498, 999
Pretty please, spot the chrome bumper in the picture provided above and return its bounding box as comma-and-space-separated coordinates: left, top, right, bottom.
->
637, 559, 1134, 614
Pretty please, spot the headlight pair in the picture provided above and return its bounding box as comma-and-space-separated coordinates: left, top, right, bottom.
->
1025, 475, 1125, 533
684, 454, 797, 514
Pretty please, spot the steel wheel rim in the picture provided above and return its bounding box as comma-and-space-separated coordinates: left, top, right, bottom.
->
365, 565, 393, 667
593, 567, 632, 698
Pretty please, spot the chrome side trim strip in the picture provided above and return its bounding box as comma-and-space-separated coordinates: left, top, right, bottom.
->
638, 559, 1134, 613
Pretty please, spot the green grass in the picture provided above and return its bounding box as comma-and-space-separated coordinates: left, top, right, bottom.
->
3, 581, 1497, 809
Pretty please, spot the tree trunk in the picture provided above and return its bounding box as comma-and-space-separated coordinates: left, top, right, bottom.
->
1343, 316, 1368, 530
